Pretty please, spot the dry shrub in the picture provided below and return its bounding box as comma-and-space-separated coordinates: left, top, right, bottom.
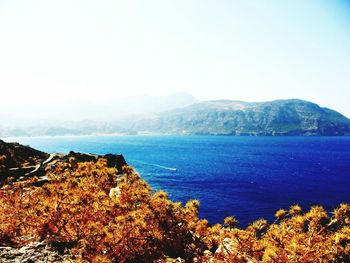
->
0, 159, 349, 262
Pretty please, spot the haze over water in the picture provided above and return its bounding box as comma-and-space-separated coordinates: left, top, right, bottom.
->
7, 135, 350, 226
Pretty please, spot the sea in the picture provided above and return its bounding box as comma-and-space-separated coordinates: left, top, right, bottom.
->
5, 135, 350, 227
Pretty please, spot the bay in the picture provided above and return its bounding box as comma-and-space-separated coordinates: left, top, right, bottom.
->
6, 135, 350, 226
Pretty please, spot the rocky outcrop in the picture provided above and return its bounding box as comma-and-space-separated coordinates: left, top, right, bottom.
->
66, 151, 98, 163
0, 141, 127, 184
0, 140, 49, 181
103, 153, 127, 173
65, 151, 127, 174
0, 140, 49, 169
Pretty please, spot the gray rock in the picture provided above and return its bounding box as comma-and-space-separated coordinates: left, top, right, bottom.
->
0, 241, 72, 262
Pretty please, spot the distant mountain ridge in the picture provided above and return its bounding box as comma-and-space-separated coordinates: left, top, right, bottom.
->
1, 98, 350, 136
0, 92, 199, 126
120, 99, 350, 136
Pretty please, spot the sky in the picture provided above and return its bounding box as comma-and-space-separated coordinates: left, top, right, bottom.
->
0, 0, 350, 118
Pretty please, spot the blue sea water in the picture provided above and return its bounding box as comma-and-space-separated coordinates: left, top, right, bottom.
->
5, 136, 350, 226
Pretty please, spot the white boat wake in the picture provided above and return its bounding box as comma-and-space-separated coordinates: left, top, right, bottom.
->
130, 159, 177, 171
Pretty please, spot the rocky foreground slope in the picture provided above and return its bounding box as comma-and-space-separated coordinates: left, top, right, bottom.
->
0, 139, 126, 186
0, 140, 350, 262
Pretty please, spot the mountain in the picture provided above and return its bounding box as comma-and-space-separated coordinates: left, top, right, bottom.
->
120, 99, 350, 136
113, 92, 199, 116
1, 98, 350, 136
0, 92, 199, 126
0, 92, 198, 136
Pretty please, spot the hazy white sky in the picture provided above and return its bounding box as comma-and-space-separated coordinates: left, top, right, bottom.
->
0, 0, 350, 116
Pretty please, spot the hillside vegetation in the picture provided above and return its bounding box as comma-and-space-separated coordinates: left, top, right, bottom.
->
0, 142, 350, 262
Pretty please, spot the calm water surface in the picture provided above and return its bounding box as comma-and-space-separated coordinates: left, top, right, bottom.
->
6, 136, 350, 226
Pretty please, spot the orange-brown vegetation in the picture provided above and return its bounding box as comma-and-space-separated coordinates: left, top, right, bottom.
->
0, 158, 350, 262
